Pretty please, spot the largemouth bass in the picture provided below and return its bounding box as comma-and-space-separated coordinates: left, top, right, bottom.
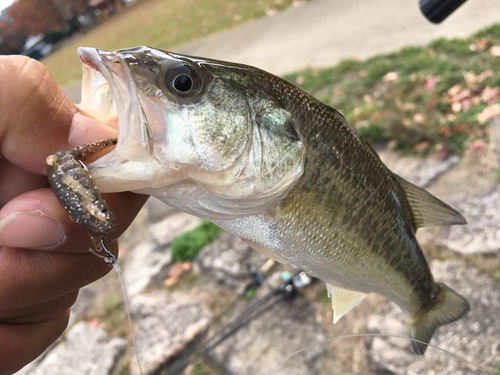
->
75, 46, 470, 355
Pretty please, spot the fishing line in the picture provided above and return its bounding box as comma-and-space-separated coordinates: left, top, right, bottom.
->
270, 333, 489, 375
113, 262, 144, 375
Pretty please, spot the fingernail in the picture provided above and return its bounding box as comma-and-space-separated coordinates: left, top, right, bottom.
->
0, 211, 66, 249
69, 112, 118, 146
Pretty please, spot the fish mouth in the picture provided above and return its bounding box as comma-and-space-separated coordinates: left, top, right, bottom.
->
77, 47, 160, 193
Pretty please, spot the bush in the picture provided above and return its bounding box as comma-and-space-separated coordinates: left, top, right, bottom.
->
171, 220, 223, 262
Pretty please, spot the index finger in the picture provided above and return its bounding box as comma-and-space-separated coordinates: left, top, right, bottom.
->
0, 55, 117, 175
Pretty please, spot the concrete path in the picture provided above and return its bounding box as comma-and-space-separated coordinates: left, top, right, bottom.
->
63, 0, 500, 103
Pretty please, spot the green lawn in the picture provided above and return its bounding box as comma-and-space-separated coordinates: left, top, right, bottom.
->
42, 0, 295, 86
284, 23, 500, 156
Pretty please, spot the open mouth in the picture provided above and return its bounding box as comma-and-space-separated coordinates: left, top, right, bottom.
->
78, 47, 153, 163
76, 47, 157, 192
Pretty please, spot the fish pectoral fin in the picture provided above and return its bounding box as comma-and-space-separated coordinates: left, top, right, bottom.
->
242, 239, 289, 264
326, 284, 367, 324
394, 173, 466, 229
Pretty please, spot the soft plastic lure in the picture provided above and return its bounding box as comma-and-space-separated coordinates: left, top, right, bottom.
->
46, 138, 118, 264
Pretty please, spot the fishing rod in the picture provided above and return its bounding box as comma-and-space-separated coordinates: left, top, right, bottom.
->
162, 265, 315, 375
419, 0, 469, 23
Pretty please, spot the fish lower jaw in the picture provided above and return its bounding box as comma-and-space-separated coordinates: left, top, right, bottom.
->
88, 160, 183, 193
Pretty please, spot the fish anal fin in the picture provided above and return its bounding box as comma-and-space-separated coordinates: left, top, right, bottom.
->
242, 239, 289, 264
326, 284, 367, 324
394, 174, 467, 229
407, 282, 470, 355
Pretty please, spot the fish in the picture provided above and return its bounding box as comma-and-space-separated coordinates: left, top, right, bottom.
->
75, 46, 470, 355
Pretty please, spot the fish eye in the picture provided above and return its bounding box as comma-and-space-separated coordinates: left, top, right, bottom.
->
173, 74, 192, 92
165, 64, 201, 97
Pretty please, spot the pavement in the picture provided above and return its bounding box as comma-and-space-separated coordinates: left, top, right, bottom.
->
63, 0, 500, 103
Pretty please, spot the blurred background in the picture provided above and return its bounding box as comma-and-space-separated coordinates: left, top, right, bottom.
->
4, 0, 500, 374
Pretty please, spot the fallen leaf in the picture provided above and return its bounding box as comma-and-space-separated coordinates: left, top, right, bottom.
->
478, 70, 493, 82
226, 3, 237, 13
464, 70, 493, 86
481, 86, 500, 104
426, 96, 438, 109
181, 261, 192, 272
438, 127, 450, 136
438, 146, 448, 160
490, 45, 500, 57
468, 139, 485, 152
266, 8, 277, 16
453, 89, 471, 103
168, 262, 186, 278
413, 113, 425, 124
424, 75, 439, 91
164, 276, 179, 287
89, 318, 100, 327
463, 71, 478, 86
478, 103, 500, 124
414, 141, 430, 152
383, 71, 398, 82
452, 123, 469, 133
475, 38, 489, 50
447, 84, 462, 97
447, 86, 471, 109
461, 98, 474, 111
394, 98, 403, 110
451, 102, 462, 113
387, 139, 398, 149
402, 102, 416, 111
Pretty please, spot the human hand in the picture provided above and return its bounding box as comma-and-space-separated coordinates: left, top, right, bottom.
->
0, 56, 148, 375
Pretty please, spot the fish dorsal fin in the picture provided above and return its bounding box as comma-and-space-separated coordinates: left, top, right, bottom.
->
394, 174, 467, 229
326, 284, 367, 324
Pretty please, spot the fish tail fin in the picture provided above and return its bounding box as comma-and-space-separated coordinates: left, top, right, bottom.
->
406, 283, 470, 355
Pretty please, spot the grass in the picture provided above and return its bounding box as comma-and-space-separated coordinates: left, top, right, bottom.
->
284, 23, 500, 156
494, 361, 500, 375
171, 220, 223, 262
42, 0, 297, 86
185, 359, 226, 375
